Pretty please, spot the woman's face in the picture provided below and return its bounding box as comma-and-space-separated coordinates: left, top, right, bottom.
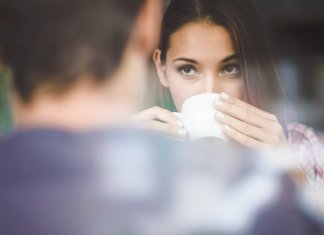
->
154, 22, 244, 111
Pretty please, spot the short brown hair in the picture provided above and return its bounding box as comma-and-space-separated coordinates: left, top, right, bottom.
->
0, 0, 144, 102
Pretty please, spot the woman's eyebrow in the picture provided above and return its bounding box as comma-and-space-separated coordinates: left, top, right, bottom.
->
221, 54, 238, 63
173, 57, 198, 64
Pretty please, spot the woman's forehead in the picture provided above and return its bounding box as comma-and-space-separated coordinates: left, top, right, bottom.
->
167, 22, 236, 63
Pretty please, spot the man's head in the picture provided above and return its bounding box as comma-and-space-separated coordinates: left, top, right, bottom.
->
0, 0, 161, 129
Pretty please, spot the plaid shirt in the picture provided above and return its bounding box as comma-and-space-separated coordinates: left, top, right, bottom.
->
288, 122, 324, 187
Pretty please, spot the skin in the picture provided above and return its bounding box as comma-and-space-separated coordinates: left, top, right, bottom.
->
135, 21, 287, 149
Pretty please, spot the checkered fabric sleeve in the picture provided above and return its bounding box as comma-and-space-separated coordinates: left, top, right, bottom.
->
288, 122, 324, 187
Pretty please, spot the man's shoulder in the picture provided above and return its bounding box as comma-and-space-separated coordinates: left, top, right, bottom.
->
0, 127, 178, 158
0, 127, 178, 181
0, 129, 80, 157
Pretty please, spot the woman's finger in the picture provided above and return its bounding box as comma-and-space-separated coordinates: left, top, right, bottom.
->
222, 125, 272, 149
214, 97, 279, 131
214, 99, 265, 128
215, 112, 280, 145
215, 98, 284, 135
219, 92, 277, 121
138, 119, 187, 137
133, 106, 183, 127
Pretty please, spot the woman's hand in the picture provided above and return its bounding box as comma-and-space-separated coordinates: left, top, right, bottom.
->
214, 93, 287, 149
132, 106, 187, 138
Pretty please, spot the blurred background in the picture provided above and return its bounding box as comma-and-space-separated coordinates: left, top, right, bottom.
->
254, 0, 324, 131
1, 0, 324, 135
0, 67, 12, 135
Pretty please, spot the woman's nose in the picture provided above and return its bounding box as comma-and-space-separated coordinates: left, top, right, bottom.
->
204, 75, 221, 93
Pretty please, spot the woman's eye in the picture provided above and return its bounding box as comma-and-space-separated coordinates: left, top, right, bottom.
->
221, 64, 240, 77
178, 65, 197, 76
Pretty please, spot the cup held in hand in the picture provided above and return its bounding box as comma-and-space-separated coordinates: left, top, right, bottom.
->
173, 93, 227, 141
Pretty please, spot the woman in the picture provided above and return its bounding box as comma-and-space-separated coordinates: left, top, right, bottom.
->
133, 0, 323, 184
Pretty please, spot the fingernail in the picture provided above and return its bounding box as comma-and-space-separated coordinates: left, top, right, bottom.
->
178, 128, 187, 136
216, 112, 225, 118
214, 100, 223, 107
221, 92, 230, 100
224, 125, 232, 132
176, 120, 184, 127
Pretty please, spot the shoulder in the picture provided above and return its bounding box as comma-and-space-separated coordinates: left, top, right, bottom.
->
0, 127, 179, 162
287, 122, 323, 159
287, 122, 324, 185
287, 122, 320, 144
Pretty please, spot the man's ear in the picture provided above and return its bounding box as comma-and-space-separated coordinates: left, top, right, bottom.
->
153, 49, 169, 87
132, 0, 162, 55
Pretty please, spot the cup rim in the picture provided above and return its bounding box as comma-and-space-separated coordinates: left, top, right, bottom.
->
182, 93, 220, 111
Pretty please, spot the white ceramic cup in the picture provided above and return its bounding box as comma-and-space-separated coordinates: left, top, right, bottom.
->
173, 93, 227, 141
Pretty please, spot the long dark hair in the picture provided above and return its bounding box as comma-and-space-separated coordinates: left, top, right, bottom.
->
157, 0, 291, 124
